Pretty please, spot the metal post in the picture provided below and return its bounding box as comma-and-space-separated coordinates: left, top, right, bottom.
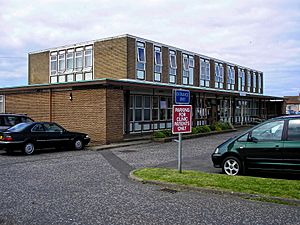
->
178, 133, 182, 173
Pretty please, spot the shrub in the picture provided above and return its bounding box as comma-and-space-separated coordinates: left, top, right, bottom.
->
202, 125, 211, 133
192, 127, 198, 134
215, 126, 222, 132
153, 131, 166, 139
162, 129, 172, 137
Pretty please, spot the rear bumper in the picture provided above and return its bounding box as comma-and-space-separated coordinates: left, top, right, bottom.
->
0, 141, 24, 150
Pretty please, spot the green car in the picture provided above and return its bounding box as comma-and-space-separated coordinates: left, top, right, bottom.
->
212, 115, 300, 175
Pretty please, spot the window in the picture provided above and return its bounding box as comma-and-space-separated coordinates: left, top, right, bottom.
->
227, 66, 235, 90
44, 123, 63, 132
0, 95, 4, 113
251, 120, 284, 141
50, 45, 93, 84
58, 51, 65, 74
182, 54, 194, 85
253, 72, 257, 92
32, 124, 45, 132
169, 50, 177, 83
154, 46, 162, 82
258, 73, 262, 93
287, 119, 300, 141
75, 48, 83, 70
200, 58, 210, 87
215, 62, 224, 89
247, 71, 251, 92
136, 41, 146, 80
50, 52, 57, 76
238, 68, 245, 91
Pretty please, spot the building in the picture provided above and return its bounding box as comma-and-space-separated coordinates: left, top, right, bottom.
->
0, 34, 284, 144
284, 94, 300, 114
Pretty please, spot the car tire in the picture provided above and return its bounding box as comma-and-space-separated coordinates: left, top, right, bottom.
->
222, 156, 242, 176
74, 139, 84, 150
23, 142, 35, 155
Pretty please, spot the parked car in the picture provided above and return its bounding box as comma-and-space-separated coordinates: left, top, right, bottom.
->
0, 122, 90, 155
212, 115, 300, 175
0, 114, 34, 131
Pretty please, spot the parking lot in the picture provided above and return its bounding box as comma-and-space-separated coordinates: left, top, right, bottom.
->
0, 130, 299, 225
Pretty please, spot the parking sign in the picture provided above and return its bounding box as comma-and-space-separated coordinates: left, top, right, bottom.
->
172, 105, 192, 134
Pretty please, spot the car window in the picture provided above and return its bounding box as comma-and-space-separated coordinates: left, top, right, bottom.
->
44, 123, 63, 132
32, 124, 45, 132
287, 119, 300, 141
238, 133, 248, 142
251, 120, 284, 141
21, 117, 34, 123
7, 123, 31, 132
4, 116, 20, 126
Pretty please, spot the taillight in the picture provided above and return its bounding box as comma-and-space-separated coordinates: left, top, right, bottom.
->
3, 135, 13, 141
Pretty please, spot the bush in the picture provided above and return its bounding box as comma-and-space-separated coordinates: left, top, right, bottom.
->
202, 125, 211, 133
215, 126, 222, 132
192, 127, 198, 134
162, 129, 172, 137
153, 131, 166, 139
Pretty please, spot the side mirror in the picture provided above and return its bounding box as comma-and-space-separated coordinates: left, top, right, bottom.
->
249, 136, 258, 143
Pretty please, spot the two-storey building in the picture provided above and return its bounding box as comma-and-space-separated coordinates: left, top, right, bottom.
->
0, 34, 283, 143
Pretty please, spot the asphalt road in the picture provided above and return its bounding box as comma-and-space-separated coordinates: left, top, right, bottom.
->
0, 130, 299, 225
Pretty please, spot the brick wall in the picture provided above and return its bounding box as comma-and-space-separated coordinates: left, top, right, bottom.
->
127, 37, 136, 80
145, 42, 153, 82
162, 46, 169, 84
3, 87, 124, 144
28, 51, 49, 85
106, 89, 124, 143
94, 37, 127, 80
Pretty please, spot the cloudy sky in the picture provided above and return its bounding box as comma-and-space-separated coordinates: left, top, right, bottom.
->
0, 0, 299, 97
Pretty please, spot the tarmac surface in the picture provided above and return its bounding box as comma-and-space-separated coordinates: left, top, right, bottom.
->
0, 129, 299, 224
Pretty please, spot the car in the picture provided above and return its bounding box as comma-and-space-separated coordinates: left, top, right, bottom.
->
0, 113, 34, 131
212, 115, 300, 175
0, 122, 90, 155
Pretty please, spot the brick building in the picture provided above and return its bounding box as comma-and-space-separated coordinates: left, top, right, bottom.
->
0, 34, 283, 144
284, 94, 300, 114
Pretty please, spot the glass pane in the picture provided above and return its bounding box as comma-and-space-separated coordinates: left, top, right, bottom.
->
75, 51, 83, 69
137, 47, 145, 62
58, 75, 65, 83
252, 121, 284, 141
155, 51, 162, 65
287, 119, 300, 141
170, 54, 176, 68
137, 70, 145, 79
160, 109, 166, 120
85, 72, 93, 80
153, 97, 159, 108
134, 122, 141, 131
67, 74, 74, 82
76, 73, 83, 81
130, 96, 134, 108
144, 109, 150, 121
152, 109, 158, 120
169, 75, 175, 83
50, 76, 57, 83
144, 96, 151, 108
135, 109, 142, 121
130, 109, 133, 121
154, 73, 161, 81
135, 96, 142, 108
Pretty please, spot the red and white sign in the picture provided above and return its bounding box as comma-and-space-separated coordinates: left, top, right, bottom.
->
172, 105, 192, 134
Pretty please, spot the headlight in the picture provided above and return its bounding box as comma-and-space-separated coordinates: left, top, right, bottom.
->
214, 148, 219, 154
85, 135, 89, 138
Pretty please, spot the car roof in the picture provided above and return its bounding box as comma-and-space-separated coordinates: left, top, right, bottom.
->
0, 113, 30, 117
273, 115, 300, 120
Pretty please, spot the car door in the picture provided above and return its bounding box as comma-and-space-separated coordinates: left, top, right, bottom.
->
283, 119, 300, 171
31, 123, 49, 149
43, 123, 72, 148
243, 120, 285, 170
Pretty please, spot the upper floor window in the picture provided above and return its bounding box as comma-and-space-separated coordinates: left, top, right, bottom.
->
215, 62, 224, 89
169, 50, 177, 84
182, 54, 194, 85
247, 71, 251, 92
238, 68, 245, 91
0, 95, 4, 113
258, 73, 262, 93
200, 58, 210, 87
50, 45, 93, 84
253, 71, 257, 92
154, 46, 162, 82
227, 66, 235, 90
136, 41, 146, 80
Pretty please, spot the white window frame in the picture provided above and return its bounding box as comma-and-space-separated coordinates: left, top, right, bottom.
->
154, 46, 162, 82
66, 49, 74, 73
136, 41, 146, 80
247, 71, 251, 92
58, 51, 65, 74
83, 46, 93, 72
50, 52, 58, 76
75, 48, 83, 71
0, 95, 5, 113
182, 54, 194, 85
169, 50, 177, 84
253, 71, 257, 91
200, 58, 210, 87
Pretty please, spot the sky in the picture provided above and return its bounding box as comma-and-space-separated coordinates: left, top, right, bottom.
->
0, 0, 299, 97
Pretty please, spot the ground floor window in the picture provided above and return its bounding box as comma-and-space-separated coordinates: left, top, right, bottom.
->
129, 95, 172, 133
0, 95, 4, 113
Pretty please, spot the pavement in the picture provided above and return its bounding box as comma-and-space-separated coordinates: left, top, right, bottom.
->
0, 129, 300, 224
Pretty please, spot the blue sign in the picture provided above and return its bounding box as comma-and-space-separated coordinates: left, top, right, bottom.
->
174, 89, 190, 104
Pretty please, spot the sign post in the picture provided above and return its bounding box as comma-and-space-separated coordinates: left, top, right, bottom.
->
172, 104, 192, 173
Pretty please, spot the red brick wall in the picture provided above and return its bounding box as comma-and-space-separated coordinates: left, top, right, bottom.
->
28, 51, 49, 85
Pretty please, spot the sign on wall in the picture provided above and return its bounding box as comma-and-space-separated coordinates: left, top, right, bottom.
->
172, 105, 192, 134
174, 89, 190, 105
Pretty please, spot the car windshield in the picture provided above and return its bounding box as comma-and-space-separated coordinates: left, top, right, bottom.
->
7, 122, 32, 132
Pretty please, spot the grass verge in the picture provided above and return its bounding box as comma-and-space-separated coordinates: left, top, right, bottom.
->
133, 168, 300, 200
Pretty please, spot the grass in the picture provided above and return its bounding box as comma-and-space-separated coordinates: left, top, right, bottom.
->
133, 168, 300, 200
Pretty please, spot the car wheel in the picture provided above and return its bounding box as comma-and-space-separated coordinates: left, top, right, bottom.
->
222, 156, 242, 176
23, 142, 35, 155
74, 139, 83, 150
